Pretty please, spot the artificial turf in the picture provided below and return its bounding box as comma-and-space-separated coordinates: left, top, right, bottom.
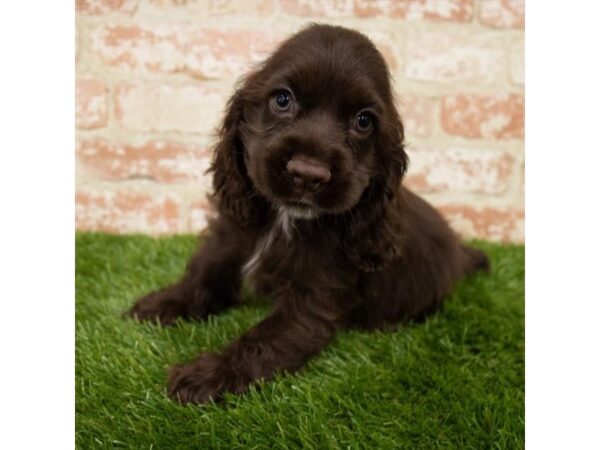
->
75, 233, 524, 449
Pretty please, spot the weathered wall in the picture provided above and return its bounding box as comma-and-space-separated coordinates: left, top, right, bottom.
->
76, 0, 524, 241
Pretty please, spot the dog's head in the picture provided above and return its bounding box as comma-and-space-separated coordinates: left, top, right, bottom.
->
212, 24, 407, 231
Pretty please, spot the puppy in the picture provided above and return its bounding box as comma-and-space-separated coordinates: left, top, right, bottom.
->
128, 24, 489, 404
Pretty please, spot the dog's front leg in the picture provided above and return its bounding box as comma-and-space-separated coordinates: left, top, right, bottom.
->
127, 217, 254, 325
167, 291, 345, 404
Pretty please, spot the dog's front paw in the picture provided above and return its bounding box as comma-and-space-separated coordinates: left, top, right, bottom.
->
126, 288, 189, 325
167, 352, 245, 405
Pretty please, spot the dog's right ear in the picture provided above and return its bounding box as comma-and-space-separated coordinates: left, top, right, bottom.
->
210, 88, 264, 228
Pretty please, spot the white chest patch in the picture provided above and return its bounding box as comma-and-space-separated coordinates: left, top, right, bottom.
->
241, 207, 310, 277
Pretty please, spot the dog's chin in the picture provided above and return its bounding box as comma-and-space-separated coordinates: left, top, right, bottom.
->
277, 199, 318, 220
276, 196, 358, 220
268, 183, 367, 219
281, 204, 317, 220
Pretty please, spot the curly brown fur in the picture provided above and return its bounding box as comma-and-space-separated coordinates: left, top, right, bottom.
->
127, 24, 489, 405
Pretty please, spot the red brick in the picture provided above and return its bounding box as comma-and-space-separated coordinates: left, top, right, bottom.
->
405, 29, 502, 84
479, 0, 525, 29
76, 139, 213, 186
404, 147, 514, 194
397, 96, 437, 138
76, 189, 183, 234
441, 94, 524, 139
76, 80, 108, 129
76, 0, 139, 15
354, 0, 474, 22
114, 83, 225, 133
437, 204, 524, 242
91, 25, 284, 79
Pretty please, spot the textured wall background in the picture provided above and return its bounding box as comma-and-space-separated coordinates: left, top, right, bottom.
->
75, 0, 524, 241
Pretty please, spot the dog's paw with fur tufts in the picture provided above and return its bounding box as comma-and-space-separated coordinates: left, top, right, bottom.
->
167, 352, 247, 405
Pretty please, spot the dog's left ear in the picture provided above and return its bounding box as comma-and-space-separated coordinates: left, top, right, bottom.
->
376, 107, 408, 202
210, 87, 266, 229
343, 107, 409, 271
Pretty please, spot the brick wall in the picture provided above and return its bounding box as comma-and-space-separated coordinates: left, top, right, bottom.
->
75, 0, 525, 242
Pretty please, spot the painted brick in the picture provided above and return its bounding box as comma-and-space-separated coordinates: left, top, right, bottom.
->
208, 0, 276, 15
283, 0, 473, 21
509, 40, 525, 85
114, 83, 225, 133
143, 0, 274, 16
75, 0, 525, 242
405, 146, 514, 195
519, 159, 525, 196
90, 24, 397, 79
479, 0, 525, 29
441, 94, 524, 139
365, 30, 399, 72
76, 189, 183, 234
76, 0, 139, 15
91, 25, 283, 79
189, 198, 216, 232
405, 29, 502, 84
76, 24, 80, 63
397, 96, 437, 138
281, 0, 354, 17
76, 139, 213, 186
438, 204, 524, 242
76, 80, 108, 129
354, 0, 474, 22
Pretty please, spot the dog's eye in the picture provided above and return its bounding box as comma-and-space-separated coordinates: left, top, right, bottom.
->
271, 90, 293, 112
355, 111, 374, 133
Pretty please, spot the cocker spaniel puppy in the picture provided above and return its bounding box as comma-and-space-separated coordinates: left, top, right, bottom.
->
128, 24, 489, 404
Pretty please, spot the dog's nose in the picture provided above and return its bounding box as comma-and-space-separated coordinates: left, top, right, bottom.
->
286, 156, 331, 192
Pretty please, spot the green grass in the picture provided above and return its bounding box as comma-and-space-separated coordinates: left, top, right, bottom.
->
76, 233, 524, 449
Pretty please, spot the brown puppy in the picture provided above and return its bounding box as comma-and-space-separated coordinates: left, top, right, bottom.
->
128, 24, 489, 405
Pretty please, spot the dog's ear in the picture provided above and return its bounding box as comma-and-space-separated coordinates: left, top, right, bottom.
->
210, 88, 265, 229
342, 107, 409, 271
374, 106, 408, 206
